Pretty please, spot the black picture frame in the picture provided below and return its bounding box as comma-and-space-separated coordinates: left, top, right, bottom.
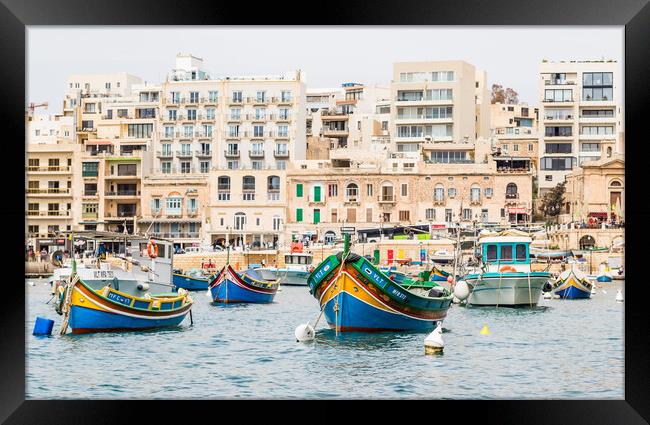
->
2, 0, 649, 423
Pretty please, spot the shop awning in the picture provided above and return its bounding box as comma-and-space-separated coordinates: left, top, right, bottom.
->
508, 208, 529, 214
588, 212, 608, 218
85, 140, 114, 146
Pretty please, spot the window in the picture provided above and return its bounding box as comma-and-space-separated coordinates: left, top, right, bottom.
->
366, 208, 372, 223
545, 175, 553, 181
200, 161, 210, 173
544, 89, 573, 102
243, 176, 256, 191
227, 161, 239, 170
501, 245, 513, 261
434, 184, 445, 201
545, 126, 572, 137
429, 151, 467, 164
332, 209, 339, 223
296, 183, 303, 197
161, 162, 171, 174
313, 208, 321, 224
273, 215, 281, 231
516, 244, 527, 261
582, 72, 613, 101
189, 92, 199, 103
253, 125, 264, 137
470, 185, 481, 202
82, 162, 99, 177
366, 184, 373, 197
486, 245, 497, 261
581, 143, 600, 152
426, 208, 435, 220
232, 91, 243, 103
540, 157, 576, 170
401, 183, 408, 197
187, 109, 197, 120
127, 124, 153, 139
281, 91, 292, 102
234, 212, 246, 230
168, 109, 177, 121
208, 91, 218, 102
484, 188, 493, 198
506, 183, 518, 198
296, 208, 303, 222
545, 143, 572, 154
151, 198, 161, 214
206, 108, 216, 120
180, 162, 191, 173
447, 188, 457, 198
581, 126, 614, 135
463, 209, 472, 220
277, 125, 289, 137
399, 211, 410, 221
166, 197, 182, 214
581, 109, 614, 117
346, 183, 359, 200
328, 184, 338, 197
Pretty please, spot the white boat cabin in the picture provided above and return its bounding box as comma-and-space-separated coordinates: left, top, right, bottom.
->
284, 253, 314, 271
478, 235, 533, 273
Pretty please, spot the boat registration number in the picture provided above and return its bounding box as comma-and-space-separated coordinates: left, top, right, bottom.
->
93, 270, 114, 279
106, 291, 131, 306
313, 263, 331, 283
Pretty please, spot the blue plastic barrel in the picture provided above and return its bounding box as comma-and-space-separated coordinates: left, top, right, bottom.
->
33, 317, 54, 336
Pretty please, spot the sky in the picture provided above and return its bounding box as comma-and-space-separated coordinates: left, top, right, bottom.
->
27, 26, 623, 114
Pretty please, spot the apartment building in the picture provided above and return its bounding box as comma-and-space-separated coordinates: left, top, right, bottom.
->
285, 153, 532, 243
205, 169, 286, 249
489, 103, 540, 174
538, 60, 622, 194
391, 60, 490, 160
26, 114, 80, 253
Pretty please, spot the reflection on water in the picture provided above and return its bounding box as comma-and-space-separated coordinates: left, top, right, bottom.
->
26, 279, 624, 399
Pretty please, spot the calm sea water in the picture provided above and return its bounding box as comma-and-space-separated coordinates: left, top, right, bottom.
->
25, 278, 624, 399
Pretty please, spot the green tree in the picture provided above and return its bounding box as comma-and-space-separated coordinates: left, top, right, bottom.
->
539, 181, 566, 223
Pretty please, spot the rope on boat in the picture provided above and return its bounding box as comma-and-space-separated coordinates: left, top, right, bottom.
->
527, 271, 533, 308
59, 274, 79, 336
332, 248, 352, 337
496, 259, 502, 308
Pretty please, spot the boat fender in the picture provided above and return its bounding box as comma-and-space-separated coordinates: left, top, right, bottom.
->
147, 240, 158, 259
295, 323, 315, 342
453, 280, 470, 301
177, 288, 188, 297
543, 281, 553, 292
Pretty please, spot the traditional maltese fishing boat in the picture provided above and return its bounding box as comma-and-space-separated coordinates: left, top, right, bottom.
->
172, 268, 210, 291
553, 268, 593, 299
61, 274, 194, 334
307, 235, 453, 332
207, 265, 279, 304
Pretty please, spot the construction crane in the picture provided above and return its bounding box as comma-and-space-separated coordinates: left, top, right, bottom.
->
27, 102, 48, 116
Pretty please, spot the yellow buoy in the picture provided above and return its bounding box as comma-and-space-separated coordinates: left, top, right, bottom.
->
480, 324, 490, 335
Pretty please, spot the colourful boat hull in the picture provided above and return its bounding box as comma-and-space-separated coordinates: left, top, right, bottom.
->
309, 254, 452, 332
173, 273, 209, 291
209, 266, 278, 304
553, 269, 593, 300
68, 279, 193, 334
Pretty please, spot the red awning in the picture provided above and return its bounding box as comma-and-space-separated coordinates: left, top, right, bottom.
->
508, 208, 528, 214
588, 212, 608, 218
85, 140, 114, 146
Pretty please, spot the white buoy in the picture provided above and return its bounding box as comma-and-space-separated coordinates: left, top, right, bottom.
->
295, 323, 315, 342
543, 292, 552, 299
591, 286, 597, 295
615, 289, 623, 303
452, 296, 461, 304
453, 280, 470, 301
424, 323, 444, 354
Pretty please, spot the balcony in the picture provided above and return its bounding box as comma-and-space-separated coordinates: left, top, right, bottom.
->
229, 98, 244, 105
176, 151, 193, 159
378, 195, 396, 204
196, 150, 212, 158
26, 210, 71, 218
322, 128, 348, 137
273, 150, 289, 159
26, 188, 71, 196
275, 133, 290, 140
224, 150, 240, 158
505, 193, 519, 200
249, 150, 265, 158
227, 115, 242, 122
187, 209, 198, 218
544, 79, 576, 86
82, 212, 98, 219
343, 198, 360, 206
277, 97, 293, 105
105, 190, 141, 197
248, 114, 268, 122
469, 199, 482, 206
202, 96, 218, 105
433, 198, 445, 206
248, 97, 270, 105
156, 151, 174, 159
26, 166, 71, 174
276, 115, 291, 122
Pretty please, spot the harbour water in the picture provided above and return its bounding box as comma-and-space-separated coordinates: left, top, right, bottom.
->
26, 278, 624, 399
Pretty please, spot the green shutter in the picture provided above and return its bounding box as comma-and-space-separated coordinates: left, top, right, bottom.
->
296, 208, 303, 222
313, 209, 320, 224
296, 183, 303, 197
314, 186, 321, 202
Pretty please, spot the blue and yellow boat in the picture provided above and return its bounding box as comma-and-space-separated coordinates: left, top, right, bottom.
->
208, 265, 279, 304
62, 275, 194, 334
307, 242, 453, 332
429, 265, 452, 282
173, 268, 210, 291
553, 268, 593, 299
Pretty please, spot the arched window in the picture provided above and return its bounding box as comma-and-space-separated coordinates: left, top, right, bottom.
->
243, 176, 255, 191
324, 231, 337, 244
606, 146, 612, 157
579, 235, 595, 250
470, 184, 481, 202
506, 183, 518, 199
218, 176, 230, 191
267, 175, 280, 191
434, 184, 445, 201
346, 183, 359, 201
609, 180, 622, 187
234, 212, 246, 230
